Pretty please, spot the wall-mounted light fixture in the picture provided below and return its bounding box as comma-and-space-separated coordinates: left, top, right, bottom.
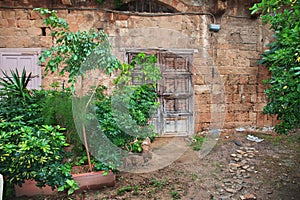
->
209, 24, 221, 32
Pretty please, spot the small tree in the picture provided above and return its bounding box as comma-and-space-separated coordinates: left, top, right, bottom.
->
250, 0, 300, 134
35, 8, 121, 171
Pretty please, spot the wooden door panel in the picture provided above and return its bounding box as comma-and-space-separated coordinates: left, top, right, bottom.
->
0, 50, 41, 90
126, 50, 193, 136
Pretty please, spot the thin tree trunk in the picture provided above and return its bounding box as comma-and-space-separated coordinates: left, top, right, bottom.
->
82, 125, 92, 172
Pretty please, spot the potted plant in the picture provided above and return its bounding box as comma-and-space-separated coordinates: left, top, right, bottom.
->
34, 8, 162, 195
0, 68, 78, 197
34, 7, 120, 193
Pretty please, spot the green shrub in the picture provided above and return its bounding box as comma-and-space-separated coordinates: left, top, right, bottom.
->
95, 53, 161, 150
0, 119, 77, 193
41, 88, 82, 152
251, 0, 300, 134
0, 68, 45, 126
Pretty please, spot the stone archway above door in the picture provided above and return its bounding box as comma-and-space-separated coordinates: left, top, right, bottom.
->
116, 0, 188, 13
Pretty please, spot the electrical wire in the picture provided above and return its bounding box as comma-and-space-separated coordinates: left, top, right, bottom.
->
103, 9, 216, 24
0, 6, 216, 24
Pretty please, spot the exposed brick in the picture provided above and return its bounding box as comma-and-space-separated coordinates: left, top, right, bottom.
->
27, 27, 41, 36
195, 104, 210, 113
194, 85, 210, 94
249, 112, 257, 121
2, 10, 15, 19
211, 94, 226, 104
256, 112, 276, 127
254, 103, 266, 112
227, 74, 240, 85
232, 93, 241, 103
7, 19, 16, 27
225, 112, 235, 122
235, 111, 249, 122
241, 85, 257, 93
17, 20, 32, 28
225, 85, 239, 94
240, 94, 252, 103
250, 94, 257, 103
248, 75, 257, 84
28, 10, 40, 20
223, 121, 253, 129
198, 112, 211, 123
195, 94, 210, 104
218, 67, 258, 75
0, 19, 8, 27
227, 103, 252, 112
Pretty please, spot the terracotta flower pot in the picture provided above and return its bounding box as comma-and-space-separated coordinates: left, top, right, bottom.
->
14, 170, 116, 197
14, 179, 57, 197
73, 171, 116, 191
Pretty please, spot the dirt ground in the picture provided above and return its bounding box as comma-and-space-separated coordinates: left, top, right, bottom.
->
14, 129, 300, 200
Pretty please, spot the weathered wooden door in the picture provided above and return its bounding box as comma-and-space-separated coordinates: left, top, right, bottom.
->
157, 51, 193, 136
126, 49, 194, 136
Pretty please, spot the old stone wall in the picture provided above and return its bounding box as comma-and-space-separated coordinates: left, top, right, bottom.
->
0, 0, 276, 132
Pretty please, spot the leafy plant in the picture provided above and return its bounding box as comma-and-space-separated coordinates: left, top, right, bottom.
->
95, 53, 161, 151
35, 8, 121, 90
0, 119, 78, 194
116, 185, 139, 195
250, 0, 300, 134
190, 135, 207, 151
0, 68, 32, 99
170, 190, 181, 199
41, 87, 83, 152
0, 69, 45, 127
35, 8, 121, 172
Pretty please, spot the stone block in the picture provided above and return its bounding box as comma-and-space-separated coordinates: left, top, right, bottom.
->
17, 19, 32, 28
0, 37, 6, 48
226, 93, 232, 103
199, 112, 211, 123
115, 20, 128, 28
249, 112, 257, 121
195, 94, 210, 104
253, 103, 266, 112
232, 93, 241, 103
194, 85, 210, 94
193, 74, 205, 85
211, 94, 226, 104
225, 85, 239, 94
256, 112, 275, 127
195, 104, 209, 113
212, 84, 225, 94
241, 85, 257, 93
235, 111, 249, 122
28, 10, 40, 20
233, 57, 250, 67
0, 19, 8, 28
7, 19, 16, 27
116, 14, 129, 21
227, 103, 252, 112
225, 112, 235, 122
2, 10, 15, 19
218, 67, 258, 75
227, 74, 240, 85
239, 75, 249, 84
257, 84, 267, 93
27, 27, 41, 36
39, 36, 52, 47
240, 94, 252, 103
257, 93, 267, 103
